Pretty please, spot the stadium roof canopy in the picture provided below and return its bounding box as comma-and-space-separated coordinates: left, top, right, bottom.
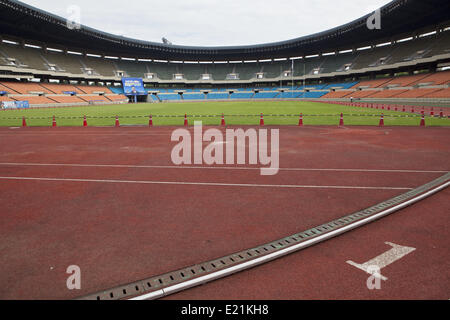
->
0, 0, 449, 61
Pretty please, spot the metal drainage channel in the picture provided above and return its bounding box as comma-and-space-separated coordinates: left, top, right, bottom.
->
77, 172, 450, 301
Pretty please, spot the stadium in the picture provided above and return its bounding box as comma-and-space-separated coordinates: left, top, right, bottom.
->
0, 0, 449, 303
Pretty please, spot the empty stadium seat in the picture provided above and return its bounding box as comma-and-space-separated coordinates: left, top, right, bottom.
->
207, 93, 229, 100
0, 95, 16, 102
422, 88, 450, 98
107, 94, 128, 102
76, 85, 112, 94
392, 88, 443, 98
183, 93, 206, 100
78, 95, 111, 103
347, 90, 380, 98
40, 83, 83, 94
411, 71, 450, 86
383, 74, 430, 87
48, 95, 85, 103
13, 95, 57, 104
366, 89, 409, 98
321, 90, 354, 98
158, 93, 181, 101
352, 78, 392, 88
1, 82, 52, 94
253, 92, 278, 99
230, 92, 254, 99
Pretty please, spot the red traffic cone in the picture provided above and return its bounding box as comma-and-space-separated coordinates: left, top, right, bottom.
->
83, 115, 87, 127
221, 113, 226, 126
184, 114, 188, 126
22, 116, 27, 127
420, 112, 425, 127
52, 115, 57, 127
115, 115, 120, 127
298, 113, 303, 126
339, 113, 344, 126
260, 113, 264, 126
379, 113, 384, 127
149, 115, 153, 126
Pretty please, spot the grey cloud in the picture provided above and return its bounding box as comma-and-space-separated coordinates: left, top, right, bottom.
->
19, 0, 392, 46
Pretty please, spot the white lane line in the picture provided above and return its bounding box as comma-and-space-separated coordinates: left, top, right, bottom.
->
0, 162, 447, 174
0, 176, 413, 190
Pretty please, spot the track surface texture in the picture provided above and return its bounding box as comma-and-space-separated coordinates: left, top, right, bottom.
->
0, 125, 448, 300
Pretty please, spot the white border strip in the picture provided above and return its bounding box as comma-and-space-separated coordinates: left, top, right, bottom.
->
0, 162, 446, 174
130, 179, 450, 300
0, 176, 412, 191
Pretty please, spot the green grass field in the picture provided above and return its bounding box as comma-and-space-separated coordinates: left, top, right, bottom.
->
1, 101, 449, 127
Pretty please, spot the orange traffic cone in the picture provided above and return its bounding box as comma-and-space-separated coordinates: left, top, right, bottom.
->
298, 113, 303, 126
260, 113, 264, 126
221, 113, 226, 126
379, 113, 384, 127
52, 115, 57, 127
339, 113, 344, 126
115, 115, 120, 127
420, 112, 425, 127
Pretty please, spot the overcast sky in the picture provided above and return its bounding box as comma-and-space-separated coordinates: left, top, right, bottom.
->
20, 0, 392, 47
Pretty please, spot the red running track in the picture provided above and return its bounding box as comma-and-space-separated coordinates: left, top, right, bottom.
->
165, 187, 450, 300
0, 126, 448, 299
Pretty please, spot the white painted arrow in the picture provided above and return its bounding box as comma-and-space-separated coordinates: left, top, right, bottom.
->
346, 242, 416, 281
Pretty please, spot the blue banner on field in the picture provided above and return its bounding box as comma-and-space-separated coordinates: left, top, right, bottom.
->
122, 78, 146, 95
1, 101, 16, 109
1, 101, 29, 109
16, 101, 30, 109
